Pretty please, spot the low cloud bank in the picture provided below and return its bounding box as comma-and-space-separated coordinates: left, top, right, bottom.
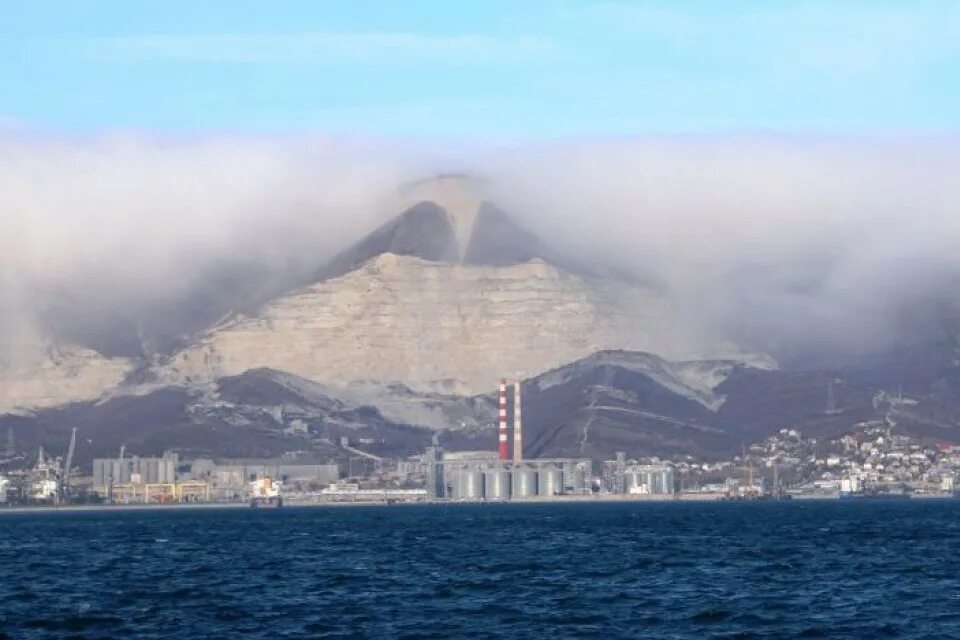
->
2, 132, 958, 366
478, 137, 960, 363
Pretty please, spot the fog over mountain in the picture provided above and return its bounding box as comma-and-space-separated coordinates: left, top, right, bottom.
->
2, 132, 959, 369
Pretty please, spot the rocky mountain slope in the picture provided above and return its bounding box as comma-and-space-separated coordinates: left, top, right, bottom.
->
0, 330, 133, 415
4, 174, 758, 412
148, 175, 757, 396
12, 347, 949, 465
13, 175, 954, 464
152, 253, 684, 395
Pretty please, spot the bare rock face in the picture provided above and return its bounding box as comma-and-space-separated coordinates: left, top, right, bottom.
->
0, 175, 768, 414
156, 253, 712, 395
0, 339, 133, 414
152, 175, 763, 396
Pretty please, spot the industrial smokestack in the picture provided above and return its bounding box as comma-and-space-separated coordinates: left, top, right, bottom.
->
513, 380, 523, 463
498, 379, 509, 460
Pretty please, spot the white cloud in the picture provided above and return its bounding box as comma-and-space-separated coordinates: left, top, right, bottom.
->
2, 132, 959, 364
473, 135, 960, 358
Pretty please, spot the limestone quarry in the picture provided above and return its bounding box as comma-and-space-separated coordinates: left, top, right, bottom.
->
155, 253, 680, 395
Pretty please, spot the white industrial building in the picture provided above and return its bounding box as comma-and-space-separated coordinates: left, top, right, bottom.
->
92, 452, 179, 492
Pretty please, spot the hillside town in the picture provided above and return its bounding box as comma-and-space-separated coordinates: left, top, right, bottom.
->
671, 420, 960, 498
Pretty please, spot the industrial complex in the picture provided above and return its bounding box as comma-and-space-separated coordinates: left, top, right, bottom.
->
0, 377, 677, 507
3, 377, 959, 508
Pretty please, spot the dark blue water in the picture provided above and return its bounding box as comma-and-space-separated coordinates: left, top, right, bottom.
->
2, 501, 960, 639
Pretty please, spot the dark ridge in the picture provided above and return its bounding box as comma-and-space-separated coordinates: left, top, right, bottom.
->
216, 368, 341, 412
316, 201, 459, 281
463, 203, 595, 276
462, 203, 543, 266
520, 364, 724, 460
9, 346, 960, 463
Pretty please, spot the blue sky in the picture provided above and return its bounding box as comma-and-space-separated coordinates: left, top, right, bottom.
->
2, 1, 959, 137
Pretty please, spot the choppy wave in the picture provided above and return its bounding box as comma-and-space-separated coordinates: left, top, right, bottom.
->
2, 501, 960, 638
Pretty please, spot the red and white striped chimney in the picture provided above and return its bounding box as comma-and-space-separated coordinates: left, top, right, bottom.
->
513, 380, 523, 463
498, 379, 509, 460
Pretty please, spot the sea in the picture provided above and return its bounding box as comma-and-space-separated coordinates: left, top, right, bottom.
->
2, 500, 960, 639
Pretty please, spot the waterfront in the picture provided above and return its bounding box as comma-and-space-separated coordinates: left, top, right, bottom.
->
3, 501, 960, 638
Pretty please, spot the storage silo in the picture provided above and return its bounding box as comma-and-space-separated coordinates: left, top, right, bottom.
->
159, 458, 176, 484
451, 471, 464, 499
512, 468, 538, 497
538, 466, 563, 496
460, 469, 484, 500
484, 469, 512, 500
641, 470, 655, 492
661, 469, 674, 495
625, 470, 643, 493
570, 467, 587, 494
648, 470, 664, 494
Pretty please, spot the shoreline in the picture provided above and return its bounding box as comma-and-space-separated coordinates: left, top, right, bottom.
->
3, 492, 954, 515
0, 495, 720, 514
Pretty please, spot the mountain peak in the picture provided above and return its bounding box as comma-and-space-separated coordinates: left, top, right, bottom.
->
317, 174, 578, 281
399, 174, 482, 260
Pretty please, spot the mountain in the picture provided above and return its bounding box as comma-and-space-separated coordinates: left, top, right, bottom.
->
146, 174, 757, 396
0, 326, 134, 415
514, 351, 874, 460
14, 348, 951, 466
519, 351, 731, 459
840, 337, 960, 401
151, 252, 688, 396
15, 174, 925, 464
317, 200, 460, 281
5, 174, 774, 415
0, 368, 468, 467
318, 175, 594, 278
1, 351, 742, 463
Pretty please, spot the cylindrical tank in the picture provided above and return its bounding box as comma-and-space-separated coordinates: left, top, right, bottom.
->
649, 470, 664, 494
661, 470, 674, 495
449, 470, 462, 499
641, 471, 654, 492
457, 470, 484, 500
512, 468, 538, 497
570, 467, 587, 494
538, 466, 563, 496
484, 469, 512, 500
